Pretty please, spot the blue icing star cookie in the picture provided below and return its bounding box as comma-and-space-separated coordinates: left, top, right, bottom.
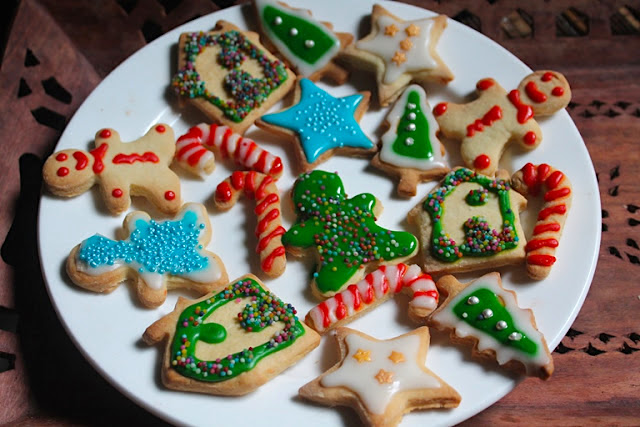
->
258, 78, 373, 170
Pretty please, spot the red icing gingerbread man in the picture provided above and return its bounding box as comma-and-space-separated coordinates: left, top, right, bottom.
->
433, 70, 571, 176
43, 124, 181, 215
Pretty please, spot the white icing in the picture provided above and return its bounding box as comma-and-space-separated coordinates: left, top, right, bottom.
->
255, 0, 340, 77
357, 16, 437, 84
431, 273, 550, 375
379, 84, 447, 171
321, 333, 440, 414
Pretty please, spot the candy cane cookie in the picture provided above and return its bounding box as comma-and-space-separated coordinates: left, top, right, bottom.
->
214, 171, 286, 277
175, 123, 284, 178
511, 163, 572, 280
305, 263, 438, 334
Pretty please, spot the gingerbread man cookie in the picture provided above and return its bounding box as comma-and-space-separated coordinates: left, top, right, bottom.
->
253, 0, 353, 83
172, 21, 295, 135
67, 203, 228, 308
433, 70, 571, 176
341, 4, 453, 106
43, 124, 181, 215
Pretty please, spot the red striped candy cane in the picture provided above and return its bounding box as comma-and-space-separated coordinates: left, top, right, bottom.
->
305, 263, 438, 333
512, 163, 572, 280
214, 171, 286, 277
176, 123, 284, 178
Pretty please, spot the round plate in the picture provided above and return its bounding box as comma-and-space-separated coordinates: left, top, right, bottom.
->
38, 1, 600, 425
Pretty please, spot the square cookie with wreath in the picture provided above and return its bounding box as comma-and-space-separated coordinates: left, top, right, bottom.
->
407, 168, 527, 275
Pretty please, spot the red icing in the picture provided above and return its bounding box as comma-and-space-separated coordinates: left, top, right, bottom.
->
257, 209, 279, 234
533, 222, 561, 235
537, 164, 551, 181
56, 153, 68, 161
545, 187, 571, 202
392, 263, 407, 293
319, 303, 331, 328
255, 193, 279, 215
508, 90, 534, 123
257, 226, 285, 251
538, 204, 566, 220
112, 152, 159, 164
216, 182, 233, 203
255, 175, 274, 200
262, 246, 285, 272
525, 81, 547, 103
244, 171, 257, 197
474, 154, 491, 170
528, 254, 556, 266
73, 151, 89, 170
522, 163, 538, 194
334, 294, 346, 320
187, 149, 207, 167
241, 141, 257, 163
178, 142, 200, 157
254, 151, 269, 174
231, 171, 245, 191
112, 188, 123, 198
89, 143, 108, 174
541, 72, 554, 82
434, 102, 448, 116
57, 167, 69, 177
155, 125, 166, 133
413, 290, 439, 301
467, 105, 502, 136
476, 79, 494, 91
552, 86, 564, 97
220, 128, 233, 158
271, 158, 283, 175
348, 284, 362, 311
99, 129, 111, 138
164, 191, 176, 201
526, 238, 559, 251
364, 274, 375, 303
524, 131, 537, 145
545, 170, 564, 189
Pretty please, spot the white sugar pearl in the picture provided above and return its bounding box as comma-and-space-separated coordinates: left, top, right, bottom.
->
408, 112, 416, 120
406, 123, 416, 131
482, 308, 493, 319
467, 296, 479, 305
290, 28, 298, 36
496, 320, 507, 330
305, 39, 315, 48
405, 137, 414, 146
274, 16, 283, 25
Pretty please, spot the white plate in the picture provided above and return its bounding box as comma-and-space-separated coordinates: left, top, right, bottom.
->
38, 1, 600, 425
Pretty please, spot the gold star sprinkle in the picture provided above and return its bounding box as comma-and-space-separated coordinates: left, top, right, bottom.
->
391, 51, 407, 66
375, 369, 394, 384
405, 24, 420, 37
388, 351, 405, 364
384, 24, 399, 36
399, 38, 413, 51
353, 349, 372, 363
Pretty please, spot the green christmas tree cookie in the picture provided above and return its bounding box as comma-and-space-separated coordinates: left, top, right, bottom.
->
283, 170, 418, 299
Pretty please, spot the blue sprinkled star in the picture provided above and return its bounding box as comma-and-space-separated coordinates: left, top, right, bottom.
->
261, 78, 372, 163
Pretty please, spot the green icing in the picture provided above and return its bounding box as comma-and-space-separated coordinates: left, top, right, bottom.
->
391, 90, 434, 160
282, 171, 418, 294
170, 277, 305, 382
423, 168, 519, 262
262, 4, 337, 66
453, 288, 538, 355
465, 188, 489, 206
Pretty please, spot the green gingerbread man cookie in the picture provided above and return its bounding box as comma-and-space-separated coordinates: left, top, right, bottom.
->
283, 170, 418, 299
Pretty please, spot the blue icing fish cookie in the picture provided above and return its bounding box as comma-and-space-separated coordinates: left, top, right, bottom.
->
67, 203, 228, 308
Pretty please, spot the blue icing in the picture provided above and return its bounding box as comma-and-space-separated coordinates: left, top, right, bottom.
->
260, 78, 372, 163
78, 210, 209, 275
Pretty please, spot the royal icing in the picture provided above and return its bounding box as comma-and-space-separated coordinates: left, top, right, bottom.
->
322, 333, 440, 414
172, 30, 289, 123
356, 15, 437, 84
260, 78, 372, 164
423, 168, 520, 262
379, 84, 446, 170
76, 204, 222, 290
170, 277, 305, 382
283, 171, 418, 295
431, 273, 550, 375
175, 123, 283, 177
255, 0, 340, 77
307, 263, 438, 333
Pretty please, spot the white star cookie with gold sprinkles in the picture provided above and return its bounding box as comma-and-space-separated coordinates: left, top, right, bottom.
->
299, 327, 460, 426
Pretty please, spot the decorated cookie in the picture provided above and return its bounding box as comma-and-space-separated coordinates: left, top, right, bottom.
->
407, 168, 527, 275
143, 274, 320, 395
433, 70, 572, 176
299, 327, 461, 426
43, 125, 181, 215
67, 203, 228, 308
511, 163, 573, 280
426, 272, 554, 379
283, 171, 418, 299
171, 21, 295, 135
305, 263, 438, 334
253, 0, 353, 83
214, 171, 286, 278
371, 84, 449, 197
341, 4, 453, 106
175, 123, 283, 178
256, 78, 374, 172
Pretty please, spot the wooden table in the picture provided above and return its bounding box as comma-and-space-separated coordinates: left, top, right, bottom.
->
1, 0, 639, 424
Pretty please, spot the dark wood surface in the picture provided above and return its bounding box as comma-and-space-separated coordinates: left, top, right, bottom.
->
1, 0, 639, 425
